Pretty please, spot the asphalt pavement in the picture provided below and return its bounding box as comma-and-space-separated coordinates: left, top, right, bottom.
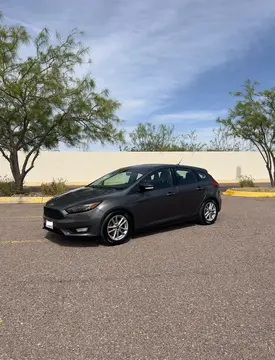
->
0, 197, 274, 360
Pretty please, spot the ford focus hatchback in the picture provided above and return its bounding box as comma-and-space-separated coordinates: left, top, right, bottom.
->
43, 164, 221, 245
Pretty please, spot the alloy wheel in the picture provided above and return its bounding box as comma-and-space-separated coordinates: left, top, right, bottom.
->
107, 215, 129, 241
203, 201, 217, 222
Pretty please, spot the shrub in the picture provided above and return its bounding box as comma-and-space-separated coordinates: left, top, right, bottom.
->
238, 175, 255, 188
0, 176, 17, 196
41, 178, 68, 196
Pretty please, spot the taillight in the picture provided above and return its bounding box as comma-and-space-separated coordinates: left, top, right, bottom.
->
211, 179, 219, 187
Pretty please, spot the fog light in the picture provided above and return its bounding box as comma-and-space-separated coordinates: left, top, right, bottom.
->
76, 227, 88, 233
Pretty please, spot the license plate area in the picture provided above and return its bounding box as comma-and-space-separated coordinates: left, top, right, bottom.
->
45, 219, 53, 230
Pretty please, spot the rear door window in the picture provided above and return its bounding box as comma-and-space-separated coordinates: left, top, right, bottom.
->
174, 167, 197, 185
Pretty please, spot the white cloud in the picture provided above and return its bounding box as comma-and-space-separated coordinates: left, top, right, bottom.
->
117, 99, 147, 120
193, 127, 217, 143
152, 109, 228, 124
83, 0, 275, 121
2, 0, 275, 148
4, 15, 41, 34
4, 0, 275, 122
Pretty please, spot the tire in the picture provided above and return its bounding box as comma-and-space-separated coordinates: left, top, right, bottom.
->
101, 211, 132, 246
198, 199, 218, 225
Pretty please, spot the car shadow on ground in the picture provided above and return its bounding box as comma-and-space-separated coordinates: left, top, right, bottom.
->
45, 220, 197, 247
45, 232, 101, 247
132, 221, 197, 240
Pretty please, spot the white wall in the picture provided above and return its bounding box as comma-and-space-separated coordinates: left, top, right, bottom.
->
0, 151, 268, 184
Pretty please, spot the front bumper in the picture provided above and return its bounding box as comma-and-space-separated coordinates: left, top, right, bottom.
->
43, 209, 103, 237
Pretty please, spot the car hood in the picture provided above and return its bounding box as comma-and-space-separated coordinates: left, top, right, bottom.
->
45, 186, 121, 209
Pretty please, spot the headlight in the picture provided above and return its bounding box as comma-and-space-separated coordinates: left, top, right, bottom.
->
66, 202, 101, 214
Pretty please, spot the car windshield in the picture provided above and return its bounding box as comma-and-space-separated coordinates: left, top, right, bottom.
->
88, 168, 145, 190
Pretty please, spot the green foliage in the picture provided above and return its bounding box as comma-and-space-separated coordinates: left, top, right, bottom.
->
0, 13, 124, 191
122, 123, 205, 152
180, 130, 206, 151
238, 175, 255, 188
0, 175, 17, 196
218, 80, 275, 186
40, 179, 68, 196
207, 126, 253, 151
122, 123, 177, 151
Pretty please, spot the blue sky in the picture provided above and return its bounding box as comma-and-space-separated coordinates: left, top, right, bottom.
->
2, 0, 275, 150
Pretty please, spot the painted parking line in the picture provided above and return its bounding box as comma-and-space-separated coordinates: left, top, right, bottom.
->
0, 216, 42, 219
0, 239, 47, 245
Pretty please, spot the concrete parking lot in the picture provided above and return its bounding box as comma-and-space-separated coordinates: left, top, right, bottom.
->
0, 197, 274, 360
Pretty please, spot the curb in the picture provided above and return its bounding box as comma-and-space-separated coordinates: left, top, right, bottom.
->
1, 189, 275, 203
0, 197, 52, 204
224, 189, 275, 198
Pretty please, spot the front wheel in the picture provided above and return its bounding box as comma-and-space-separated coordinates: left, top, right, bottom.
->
198, 200, 218, 225
101, 212, 132, 246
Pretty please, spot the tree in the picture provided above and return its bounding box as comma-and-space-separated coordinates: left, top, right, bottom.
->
122, 122, 206, 152
122, 122, 179, 151
207, 125, 253, 151
179, 130, 206, 151
0, 13, 124, 191
218, 80, 275, 186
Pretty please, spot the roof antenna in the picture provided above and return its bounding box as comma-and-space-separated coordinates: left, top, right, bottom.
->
177, 157, 183, 165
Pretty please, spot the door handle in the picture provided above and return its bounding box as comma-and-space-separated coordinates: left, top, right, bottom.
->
166, 192, 176, 196
197, 186, 202, 191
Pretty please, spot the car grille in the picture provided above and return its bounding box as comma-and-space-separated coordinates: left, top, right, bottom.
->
44, 207, 64, 220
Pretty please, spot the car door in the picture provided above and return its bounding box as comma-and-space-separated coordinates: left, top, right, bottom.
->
130, 168, 180, 229
172, 166, 207, 218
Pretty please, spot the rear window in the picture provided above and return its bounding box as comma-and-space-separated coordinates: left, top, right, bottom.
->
196, 171, 209, 181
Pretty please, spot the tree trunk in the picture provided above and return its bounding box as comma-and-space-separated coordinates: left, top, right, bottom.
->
266, 164, 274, 187
272, 154, 275, 188
9, 150, 24, 192
7, 148, 40, 193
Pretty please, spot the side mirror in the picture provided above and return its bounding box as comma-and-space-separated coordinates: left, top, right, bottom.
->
139, 183, 154, 192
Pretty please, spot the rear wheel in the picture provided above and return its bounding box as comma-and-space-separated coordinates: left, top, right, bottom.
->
198, 200, 218, 225
101, 212, 132, 246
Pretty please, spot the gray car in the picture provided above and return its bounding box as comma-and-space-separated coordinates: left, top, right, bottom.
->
43, 164, 222, 245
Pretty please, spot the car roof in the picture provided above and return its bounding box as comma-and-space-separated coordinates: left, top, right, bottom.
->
123, 163, 208, 173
